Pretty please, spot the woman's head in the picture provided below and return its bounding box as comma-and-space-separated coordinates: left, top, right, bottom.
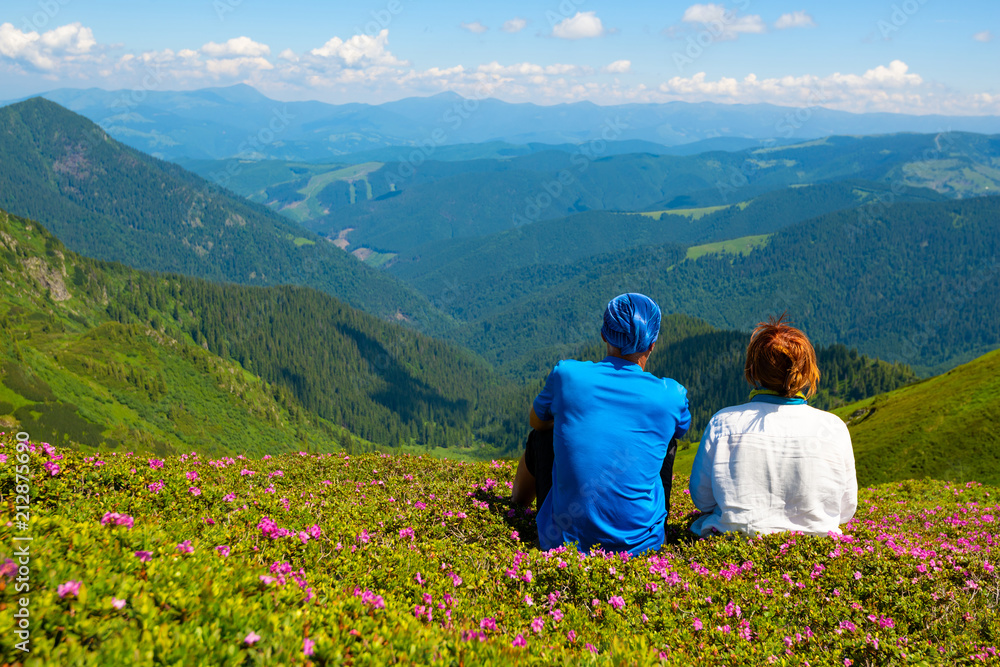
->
744, 314, 820, 398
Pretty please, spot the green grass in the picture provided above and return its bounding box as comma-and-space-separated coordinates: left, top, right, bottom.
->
833, 347, 1000, 486
685, 234, 772, 260
638, 204, 730, 220
9, 440, 1000, 665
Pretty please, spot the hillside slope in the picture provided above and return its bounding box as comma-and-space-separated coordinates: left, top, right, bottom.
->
0, 208, 523, 456
299, 132, 999, 256
452, 196, 1000, 374
0, 98, 450, 331
386, 182, 945, 291
833, 348, 1000, 486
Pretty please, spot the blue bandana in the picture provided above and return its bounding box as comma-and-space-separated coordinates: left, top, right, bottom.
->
601, 293, 661, 356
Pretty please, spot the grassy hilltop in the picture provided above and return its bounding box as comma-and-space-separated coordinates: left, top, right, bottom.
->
834, 348, 1000, 487
2, 435, 998, 665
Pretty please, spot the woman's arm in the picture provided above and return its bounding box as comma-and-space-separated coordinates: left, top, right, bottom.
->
688, 426, 718, 513
511, 452, 537, 507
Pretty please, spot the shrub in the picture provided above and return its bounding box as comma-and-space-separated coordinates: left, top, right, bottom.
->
1, 435, 998, 665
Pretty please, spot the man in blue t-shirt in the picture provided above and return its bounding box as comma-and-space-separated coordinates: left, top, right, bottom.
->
512, 293, 691, 554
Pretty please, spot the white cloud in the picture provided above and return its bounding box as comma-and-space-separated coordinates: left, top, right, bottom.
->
460, 21, 488, 34
204, 57, 273, 76
0, 21, 97, 71
680, 4, 766, 40
775, 11, 816, 29
310, 29, 406, 67
973, 30, 993, 43
502, 18, 527, 34
657, 60, 934, 113
552, 12, 606, 40
201, 36, 270, 58
604, 59, 631, 74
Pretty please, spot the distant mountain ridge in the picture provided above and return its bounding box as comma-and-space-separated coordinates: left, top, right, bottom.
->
13, 84, 1000, 162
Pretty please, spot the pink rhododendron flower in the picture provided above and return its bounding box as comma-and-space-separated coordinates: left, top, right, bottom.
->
176, 540, 194, 554
189, 486, 201, 496
148, 480, 164, 493
58, 580, 81, 598
244, 631, 260, 645
43, 461, 60, 476
223, 493, 236, 502
134, 550, 152, 562
0, 559, 16, 578
608, 595, 625, 610
148, 458, 164, 469
101, 512, 134, 529
511, 634, 526, 647
480, 617, 497, 632
531, 617, 544, 633
303, 638, 315, 656
186, 470, 198, 481
112, 597, 126, 610
216, 545, 231, 557
693, 618, 704, 631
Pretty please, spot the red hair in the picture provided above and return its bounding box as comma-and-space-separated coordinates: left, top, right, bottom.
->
744, 314, 820, 398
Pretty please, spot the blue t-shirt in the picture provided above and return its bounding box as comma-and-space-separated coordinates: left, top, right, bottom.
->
532, 356, 691, 554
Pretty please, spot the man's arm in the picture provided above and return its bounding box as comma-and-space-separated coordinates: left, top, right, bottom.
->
511, 452, 537, 507
529, 407, 554, 431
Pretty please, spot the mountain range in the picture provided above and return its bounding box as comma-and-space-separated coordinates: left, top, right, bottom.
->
11, 84, 1000, 162
0, 97, 451, 333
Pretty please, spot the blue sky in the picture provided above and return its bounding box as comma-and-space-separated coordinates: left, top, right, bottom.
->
1, 0, 996, 114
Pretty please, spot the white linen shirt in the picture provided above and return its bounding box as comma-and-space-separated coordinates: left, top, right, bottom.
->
689, 400, 858, 537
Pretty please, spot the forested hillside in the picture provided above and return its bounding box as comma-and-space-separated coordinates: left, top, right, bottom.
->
0, 208, 522, 456
386, 181, 945, 292
0, 207, 911, 457
293, 132, 998, 256
0, 98, 450, 332
447, 196, 1000, 375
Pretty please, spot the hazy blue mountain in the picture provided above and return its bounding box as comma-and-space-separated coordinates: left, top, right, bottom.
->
14, 84, 1000, 162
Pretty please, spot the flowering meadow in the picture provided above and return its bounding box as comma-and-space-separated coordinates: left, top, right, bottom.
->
2, 434, 999, 665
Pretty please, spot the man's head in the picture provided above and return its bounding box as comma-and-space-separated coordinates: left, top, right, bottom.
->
601, 293, 661, 363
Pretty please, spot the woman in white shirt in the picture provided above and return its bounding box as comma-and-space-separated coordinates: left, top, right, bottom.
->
689, 316, 858, 537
